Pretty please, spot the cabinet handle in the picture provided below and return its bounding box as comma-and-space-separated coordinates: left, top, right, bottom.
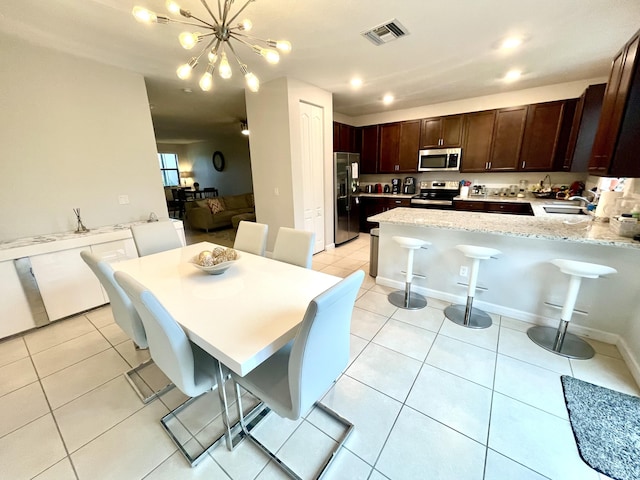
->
485, 162, 488, 169
488, 161, 492, 170
522, 161, 526, 169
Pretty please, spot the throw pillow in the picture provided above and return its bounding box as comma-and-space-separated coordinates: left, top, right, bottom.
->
206, 198, 226, 214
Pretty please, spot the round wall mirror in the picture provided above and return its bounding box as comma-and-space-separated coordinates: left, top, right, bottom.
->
212, 151, 225, 171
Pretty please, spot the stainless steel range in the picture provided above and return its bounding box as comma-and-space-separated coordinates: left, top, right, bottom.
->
410, 180, 460, 209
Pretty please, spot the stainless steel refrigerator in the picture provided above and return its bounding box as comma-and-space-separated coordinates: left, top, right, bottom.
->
334, 152, 360, 245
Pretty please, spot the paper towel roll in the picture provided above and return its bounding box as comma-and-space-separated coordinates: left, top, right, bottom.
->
595, 191, 623, 219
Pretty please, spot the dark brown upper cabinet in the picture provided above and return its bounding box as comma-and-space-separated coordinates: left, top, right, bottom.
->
589, 28, 640, 177
461, 110, 496, 172
488, 106, 528, 171
519, 101, 568, 171
419, 115, 463, 149
379, 121, 420, 173
359, 125, 380, 174
333, 121, 357, 153
562, 84, 606, 172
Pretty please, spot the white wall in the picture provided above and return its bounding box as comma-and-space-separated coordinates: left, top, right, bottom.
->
0, 34, 165, 241
245, 78, 295, 249
337, 78, 607, 127
246, 77, 333, 251
157, 138, 252, 194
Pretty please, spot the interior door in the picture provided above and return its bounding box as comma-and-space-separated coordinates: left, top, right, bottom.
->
299, 102, 325, 253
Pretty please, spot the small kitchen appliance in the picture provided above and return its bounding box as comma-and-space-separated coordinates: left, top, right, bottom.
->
410, 180, 460, 209
391, 178, 401, 194
403, 177, 416, 194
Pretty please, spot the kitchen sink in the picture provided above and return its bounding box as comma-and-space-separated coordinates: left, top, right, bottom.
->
543, 204, 585, 215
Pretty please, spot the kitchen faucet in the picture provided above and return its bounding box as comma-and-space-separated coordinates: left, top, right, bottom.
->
568, 196, 595, 210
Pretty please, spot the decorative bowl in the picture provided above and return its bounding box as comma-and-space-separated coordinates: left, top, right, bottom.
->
190, 254, 239, 275
532, 191, 554, 198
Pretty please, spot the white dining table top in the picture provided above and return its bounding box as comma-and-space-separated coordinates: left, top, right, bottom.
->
112, 242, 341, 376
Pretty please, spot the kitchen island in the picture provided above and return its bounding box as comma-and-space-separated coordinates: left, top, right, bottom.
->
369, 207, 640, 381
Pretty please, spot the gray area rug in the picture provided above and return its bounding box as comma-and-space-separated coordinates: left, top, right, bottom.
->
561, 375, 640, 480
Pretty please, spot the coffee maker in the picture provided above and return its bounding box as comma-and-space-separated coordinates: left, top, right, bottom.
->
403, 177, 416, 194
391, 178, 402, 194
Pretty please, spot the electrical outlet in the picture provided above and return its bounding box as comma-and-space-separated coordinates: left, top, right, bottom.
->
118, 195, 129, 205
459, 266, 469, 277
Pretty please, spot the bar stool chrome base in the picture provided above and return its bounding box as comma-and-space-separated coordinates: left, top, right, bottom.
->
388, 284, 427, 310
444, 302, 492, 329
527, 325, 594, 360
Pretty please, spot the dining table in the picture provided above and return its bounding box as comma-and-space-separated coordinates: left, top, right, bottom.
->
112, 241, 341, 450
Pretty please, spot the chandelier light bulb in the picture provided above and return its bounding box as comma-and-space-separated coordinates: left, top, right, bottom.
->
176, 58, 197, 80
244, 71, 260, 92
179, 31, 201, 49
199, 72, 214, 91
132, 6, 157, 24
239, 19, 253, 31
165, 0, 181, 15
208, 51, 218, 63
275, 40, 292, 53
219, 52, 232, 79
263, 48, 280, 64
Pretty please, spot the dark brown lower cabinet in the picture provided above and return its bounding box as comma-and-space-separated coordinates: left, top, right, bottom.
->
359, 196, 411, 232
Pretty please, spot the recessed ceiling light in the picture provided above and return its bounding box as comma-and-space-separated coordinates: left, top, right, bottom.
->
383, 94, 394, 105
503, 69, 522, 82
500, 36, 523, 50
350, 78, 363, 89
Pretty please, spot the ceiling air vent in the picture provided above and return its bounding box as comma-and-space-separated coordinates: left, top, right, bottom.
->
361, 19, 409, 46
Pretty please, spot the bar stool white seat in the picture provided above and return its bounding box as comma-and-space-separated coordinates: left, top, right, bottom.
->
388, 236, 430, 310
444, 245, 501, 329
527, 259, 617, 359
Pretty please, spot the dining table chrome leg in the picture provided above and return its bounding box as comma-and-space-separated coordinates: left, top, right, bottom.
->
214, 359, 271, 451
214, 359, 235, 450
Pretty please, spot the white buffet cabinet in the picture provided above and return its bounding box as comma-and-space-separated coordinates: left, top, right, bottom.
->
0, 221, 185, 339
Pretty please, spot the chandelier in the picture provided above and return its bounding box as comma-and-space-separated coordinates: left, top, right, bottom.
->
132, 0, 292, 93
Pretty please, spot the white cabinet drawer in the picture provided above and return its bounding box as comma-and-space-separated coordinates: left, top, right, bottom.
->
30, 247, 106, 321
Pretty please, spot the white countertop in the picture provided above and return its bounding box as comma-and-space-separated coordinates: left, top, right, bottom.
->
369, 207, 640, 249
0, 220, 184, 262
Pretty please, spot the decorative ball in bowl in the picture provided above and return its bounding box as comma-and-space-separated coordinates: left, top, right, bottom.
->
191, 247, 239, 275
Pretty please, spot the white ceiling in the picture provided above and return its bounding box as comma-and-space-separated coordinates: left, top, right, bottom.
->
2, 0, 640, 142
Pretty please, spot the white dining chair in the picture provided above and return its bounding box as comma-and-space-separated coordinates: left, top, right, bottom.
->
231, 270, 364, 479
130, 221, 182, 257
272, 227, 315, 268
114, 270, 222, 467
233, 220, 268, 256
80, 251, 173, 404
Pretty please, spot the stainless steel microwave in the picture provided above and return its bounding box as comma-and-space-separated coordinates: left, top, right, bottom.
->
417, 148, 462, 172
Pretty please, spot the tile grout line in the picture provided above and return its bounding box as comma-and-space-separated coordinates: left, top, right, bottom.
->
23, 334, 81, 480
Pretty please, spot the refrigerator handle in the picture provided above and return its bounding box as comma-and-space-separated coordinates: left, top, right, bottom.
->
345, 164, 351, 211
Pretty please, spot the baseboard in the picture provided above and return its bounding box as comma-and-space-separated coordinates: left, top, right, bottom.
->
617, 337, 640, 388
375, 275, 621, 345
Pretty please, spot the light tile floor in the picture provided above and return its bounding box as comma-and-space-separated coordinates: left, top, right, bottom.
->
1, 233, 638, 479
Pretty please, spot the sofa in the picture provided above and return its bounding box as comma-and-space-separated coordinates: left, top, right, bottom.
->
185, 193, 255, 232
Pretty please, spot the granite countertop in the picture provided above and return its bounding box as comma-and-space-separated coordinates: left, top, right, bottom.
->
369, 207, 640, 250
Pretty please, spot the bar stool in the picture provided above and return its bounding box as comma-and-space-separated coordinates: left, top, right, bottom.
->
444, 245, 501, 329
527, 259, 617, 359
388, 236, 430, 310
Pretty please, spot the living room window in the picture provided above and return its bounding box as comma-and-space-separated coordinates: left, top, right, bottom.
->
158, 153, 180, 187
